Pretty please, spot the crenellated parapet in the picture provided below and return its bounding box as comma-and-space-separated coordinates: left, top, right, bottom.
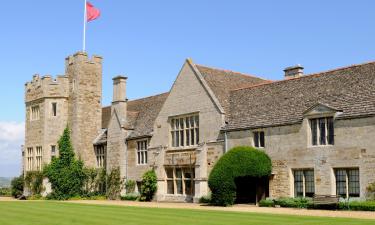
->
25, 74, 69, 103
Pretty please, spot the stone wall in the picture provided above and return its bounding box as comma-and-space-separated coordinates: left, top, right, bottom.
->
148, 61, 225, 201
227, 116, 375, 200
66, 52, 102, 167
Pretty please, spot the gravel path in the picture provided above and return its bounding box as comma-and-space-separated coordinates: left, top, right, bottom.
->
1, 197, 374, 220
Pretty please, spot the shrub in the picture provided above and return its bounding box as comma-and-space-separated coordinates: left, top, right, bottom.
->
125, 180, 136, 194
121, 193, 140, 201
0, 187, 11, 196
366, 182, 375, 200
208, 146, 272, 206
43, 127, 86, 200
106, 167, 124, 200
339, 201, 375, 211
259, 199, 275, 207
82, 168, 106, 196
25, 171, 44, 196
140, 170, 157, 202
10, 175, 24, 198
274, 197, 312, 208
199, 194, 212, 204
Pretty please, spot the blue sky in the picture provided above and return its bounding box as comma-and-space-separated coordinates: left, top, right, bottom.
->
0, 0, 374, 176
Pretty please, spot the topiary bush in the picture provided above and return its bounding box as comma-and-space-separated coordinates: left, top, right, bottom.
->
43, 127, 86, 200
208, 146, 272, 206
259, 198, 275, 207
140, 170, 157, 202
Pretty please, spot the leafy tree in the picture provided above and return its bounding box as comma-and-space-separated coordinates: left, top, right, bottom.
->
11, 175, 24, 198
140, 170, 157, 201
43, 126, 86, 200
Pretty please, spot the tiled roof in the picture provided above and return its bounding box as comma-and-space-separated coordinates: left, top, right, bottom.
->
226, 61, 375, 130
127, 93, 169, 138
196, 65, 268, 112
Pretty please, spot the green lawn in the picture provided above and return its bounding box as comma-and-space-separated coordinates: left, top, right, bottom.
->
0, 201, 374, 225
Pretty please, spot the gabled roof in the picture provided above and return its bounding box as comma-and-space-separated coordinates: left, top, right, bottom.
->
126, 92, 169, 138
195, 65, 268, 113
226, 61, 375, 130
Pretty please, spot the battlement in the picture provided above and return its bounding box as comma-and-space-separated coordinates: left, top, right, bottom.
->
65, 51, 102, 69
25, 74, 69, 103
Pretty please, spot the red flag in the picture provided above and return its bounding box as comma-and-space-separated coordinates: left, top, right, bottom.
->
86, 2, 100, 22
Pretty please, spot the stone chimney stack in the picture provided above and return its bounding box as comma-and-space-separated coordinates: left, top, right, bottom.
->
284, 65, 304, 79
111, 76, 128, 125
112, 76, 127, 103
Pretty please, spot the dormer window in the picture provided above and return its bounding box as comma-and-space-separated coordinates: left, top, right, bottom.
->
310, 117, 334, 146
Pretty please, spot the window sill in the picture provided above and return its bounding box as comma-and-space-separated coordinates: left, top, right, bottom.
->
167, 147, 197, 152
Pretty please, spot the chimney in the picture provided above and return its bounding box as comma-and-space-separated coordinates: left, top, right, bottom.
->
111, 76, 128, 126
112, 76, 127, 103
284, 64, 304, 79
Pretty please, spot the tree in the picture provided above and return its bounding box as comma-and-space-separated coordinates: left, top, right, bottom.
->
43, 126, 86, 199
140, 170, 157, 201
11, 175, 24, 198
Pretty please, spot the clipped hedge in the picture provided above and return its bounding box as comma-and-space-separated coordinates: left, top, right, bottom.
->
274, 197, 312, 209
339, 201, 375, 211
208, 146, 272, 206
259, 199, 275, 207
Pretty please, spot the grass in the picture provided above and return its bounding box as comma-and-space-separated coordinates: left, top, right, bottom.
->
0, 201, 374, 225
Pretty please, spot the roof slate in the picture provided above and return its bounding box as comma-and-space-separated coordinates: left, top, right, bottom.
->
226, 61, 375, 130
196, 65, 268, 113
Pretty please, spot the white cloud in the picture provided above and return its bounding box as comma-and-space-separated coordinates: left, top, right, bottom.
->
0, 121, 24, 177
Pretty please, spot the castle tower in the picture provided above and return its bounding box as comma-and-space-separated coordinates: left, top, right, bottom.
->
24, 74, 69, 175
65, 52, 103, 167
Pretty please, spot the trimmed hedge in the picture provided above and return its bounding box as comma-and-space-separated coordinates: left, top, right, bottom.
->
208, 146, 272, 206
259, 199, 275, 207
274, 197, 312, 208
339, 201, 375, 211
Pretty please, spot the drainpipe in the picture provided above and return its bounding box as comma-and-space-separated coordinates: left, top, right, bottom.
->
224, 130, 228, 153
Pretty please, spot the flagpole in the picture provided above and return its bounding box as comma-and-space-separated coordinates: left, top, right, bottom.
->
83, 0, 87, 52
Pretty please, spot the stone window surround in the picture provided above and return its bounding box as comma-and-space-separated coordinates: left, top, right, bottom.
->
51, 102, 57, 117
169, 112, 199, 150
95, 145, 106, 168
165, 166, 195, 196
305, 113, 336, 147
136, 139, 148, 166
35, 146, 43, 171
252, 130, 265, 148
30, 105, 40, 121
292, 168, 315, 198
334, 167, 360, 198
26, 147, 34, 171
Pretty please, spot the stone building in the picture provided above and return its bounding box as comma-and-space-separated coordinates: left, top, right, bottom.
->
24, 52, 375, 203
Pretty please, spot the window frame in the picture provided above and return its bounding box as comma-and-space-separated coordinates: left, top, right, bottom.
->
165, 167, 195, 196
26, 147, 34, 171
253, 130, 265, 148
170, 114, 199, 149
51, 102, 57, 117
30, 105, 40, 121
136, 140, 148, 165
293, 169, 315, 198
309, 117, 334, 147
95, 145, 106, 168
334, 168, 360, 198
35, 146, 43, 171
